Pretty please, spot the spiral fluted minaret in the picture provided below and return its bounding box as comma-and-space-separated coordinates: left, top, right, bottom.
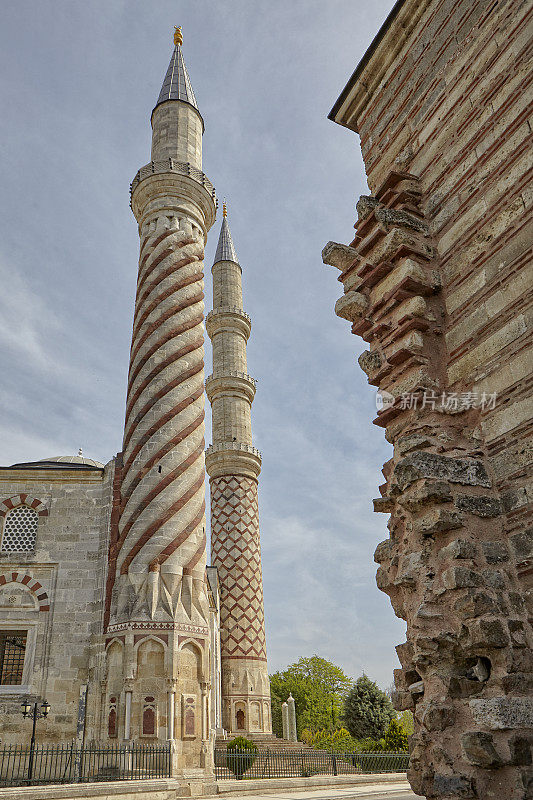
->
206, 206, 272, 734
103, 30, 217, 763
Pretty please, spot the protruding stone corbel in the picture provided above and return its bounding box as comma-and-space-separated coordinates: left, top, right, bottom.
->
409, 680, 425, 697
364, 227, 434, 265
356, 195, 379, 222
374, 539, 393, 563
384, 330, 425, 365
371, 258, 438, 306
373, 496, 394, 513
358, 349, 383, 380
334, 290, 368, 321
397, 479, 453, 510
414, 508, 465, 536
321, 241, 358, 270
374, 206, 429, 235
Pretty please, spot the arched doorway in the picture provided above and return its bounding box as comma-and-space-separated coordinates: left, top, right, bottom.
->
236, 708, 245, 730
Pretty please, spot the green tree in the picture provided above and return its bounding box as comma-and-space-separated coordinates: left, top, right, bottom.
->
383, 718, 409, 752
398, 709, 414, 735
342, 674, 395, 740
270, 656, 352, 738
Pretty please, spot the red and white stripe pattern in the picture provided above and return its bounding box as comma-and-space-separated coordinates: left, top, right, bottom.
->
0, 573, 50, 611
0, 495, 48, 518
116, 222, 207, 583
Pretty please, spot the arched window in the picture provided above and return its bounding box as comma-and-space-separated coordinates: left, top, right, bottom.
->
142, 697, 156, 736
2, 506, 38, 552
108, 697, 117, 738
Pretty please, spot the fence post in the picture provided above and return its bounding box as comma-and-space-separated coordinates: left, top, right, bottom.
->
331, 753, 337, 776
263, 750, 270, 779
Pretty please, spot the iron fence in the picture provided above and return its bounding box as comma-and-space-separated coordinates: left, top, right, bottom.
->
0, 742, 171, 787
214, 748, 409, 780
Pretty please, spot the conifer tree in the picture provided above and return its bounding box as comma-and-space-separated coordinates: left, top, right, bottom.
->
342, 674, 395, 739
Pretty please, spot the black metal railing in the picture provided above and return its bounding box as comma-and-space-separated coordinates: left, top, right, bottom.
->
214, 748, 409, 780
0, 743, 171, 787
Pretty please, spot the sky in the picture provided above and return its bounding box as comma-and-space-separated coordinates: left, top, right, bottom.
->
0, 0, 404, 689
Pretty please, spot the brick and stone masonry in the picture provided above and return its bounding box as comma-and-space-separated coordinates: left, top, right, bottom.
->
323, 1, 532, 798
103, 28, 217, 770
0, 460, 112, 744
206, 206, 272, 734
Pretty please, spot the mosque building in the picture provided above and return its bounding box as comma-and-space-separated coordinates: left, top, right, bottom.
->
0, 28, 271, 774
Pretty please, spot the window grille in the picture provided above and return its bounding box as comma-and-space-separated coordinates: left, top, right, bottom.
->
2, 506, 38, 552
0, 631, 27, 685
108, 697, 118, 738
142, 697, 156, 736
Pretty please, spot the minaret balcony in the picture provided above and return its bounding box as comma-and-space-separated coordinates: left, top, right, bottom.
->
130, 159, 217, 206
205, 441, 262, 480
206, 307, 251, 340
205, 371, 256, 404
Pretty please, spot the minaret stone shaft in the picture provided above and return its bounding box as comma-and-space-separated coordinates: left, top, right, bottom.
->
104, 30, 216, 761
206, 207, 272, 734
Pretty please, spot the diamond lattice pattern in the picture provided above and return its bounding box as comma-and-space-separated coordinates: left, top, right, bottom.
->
211, 476, 267, 659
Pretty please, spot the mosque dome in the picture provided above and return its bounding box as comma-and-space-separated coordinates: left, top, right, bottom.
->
41, 455, 104, 469
4, 452, 104, 470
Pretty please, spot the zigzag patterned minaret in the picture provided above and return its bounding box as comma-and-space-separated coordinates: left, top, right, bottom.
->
103, 28, 217, 765
206, 205, 272, 734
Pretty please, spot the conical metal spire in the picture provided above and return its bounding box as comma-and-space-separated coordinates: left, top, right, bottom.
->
214, 205, 239, 265
154, 29, 200, 114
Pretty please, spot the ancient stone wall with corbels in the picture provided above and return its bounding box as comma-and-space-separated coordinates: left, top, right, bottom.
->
323, 1, 532, 797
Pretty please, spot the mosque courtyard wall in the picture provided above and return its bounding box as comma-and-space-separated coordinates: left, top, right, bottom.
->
0, 463, 112, 743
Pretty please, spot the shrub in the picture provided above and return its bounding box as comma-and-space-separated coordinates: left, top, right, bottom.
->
301, 727, 357, 752
225, 736, 258, 780
354, 737, 385, 753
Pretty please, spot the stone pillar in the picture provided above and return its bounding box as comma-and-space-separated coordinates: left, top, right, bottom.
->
282, 702, 289, 740
287, 694, 297, 743
201, 681, 209, 742
206, 209, 272, 734
124, 688, 132, 741
167, 685, 176, 740
99, 681, 107, 740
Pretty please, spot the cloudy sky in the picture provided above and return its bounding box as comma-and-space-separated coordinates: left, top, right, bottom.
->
0, 0, 404, 689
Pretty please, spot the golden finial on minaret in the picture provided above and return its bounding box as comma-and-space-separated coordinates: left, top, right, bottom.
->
223, 199, 227, 218
174, 26, 183, 46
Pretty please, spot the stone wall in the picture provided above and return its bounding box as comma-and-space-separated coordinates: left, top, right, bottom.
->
324, 0, 532, 797
0, 464, 112, 743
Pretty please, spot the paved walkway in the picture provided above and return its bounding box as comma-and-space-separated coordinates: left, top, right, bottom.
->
217, 782, 418, 800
